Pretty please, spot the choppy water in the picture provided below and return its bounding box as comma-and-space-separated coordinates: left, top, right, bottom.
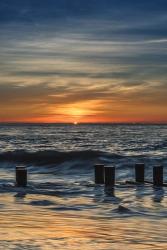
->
0, 124, 167, 249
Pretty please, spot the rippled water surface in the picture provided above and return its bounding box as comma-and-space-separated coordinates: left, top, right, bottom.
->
0, 124, 167, 249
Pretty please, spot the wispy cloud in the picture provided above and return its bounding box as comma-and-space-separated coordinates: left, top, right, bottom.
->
0, 0, 167, 122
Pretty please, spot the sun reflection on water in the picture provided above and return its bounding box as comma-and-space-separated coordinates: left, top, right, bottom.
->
0, 192, 167, 250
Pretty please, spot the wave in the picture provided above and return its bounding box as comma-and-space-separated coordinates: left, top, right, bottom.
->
0, 149, 123, 165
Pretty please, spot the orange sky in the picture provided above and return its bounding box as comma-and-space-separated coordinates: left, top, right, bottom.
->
0, 96, 166, 123
0, 73, 166, 123
0, 2, 167, 123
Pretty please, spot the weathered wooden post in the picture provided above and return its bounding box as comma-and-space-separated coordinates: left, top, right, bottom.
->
153, 165, 163, 186
94, 164, 104, 184
135, 163, 145, 183
16, 166, 27, 187
104, 166, 115, 187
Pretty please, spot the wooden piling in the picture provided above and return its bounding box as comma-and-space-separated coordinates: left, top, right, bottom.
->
104, 167, 115, 187
153, 166, 163, 186
94, 164, 104, 184
16, 166, 27, 187
135, 163, 145, 183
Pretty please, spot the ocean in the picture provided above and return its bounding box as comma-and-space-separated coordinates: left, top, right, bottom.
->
0, 124, 167, 249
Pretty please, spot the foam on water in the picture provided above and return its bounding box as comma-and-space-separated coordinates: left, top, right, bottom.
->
0, 124, 167, 249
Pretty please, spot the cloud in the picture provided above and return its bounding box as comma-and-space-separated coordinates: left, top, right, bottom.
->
0, 0, 167, 122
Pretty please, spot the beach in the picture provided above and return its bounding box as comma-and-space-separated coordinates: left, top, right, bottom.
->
0, 124, 167, 249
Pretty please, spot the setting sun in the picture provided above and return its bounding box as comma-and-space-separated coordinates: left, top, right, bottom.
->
0, 1, 167, 250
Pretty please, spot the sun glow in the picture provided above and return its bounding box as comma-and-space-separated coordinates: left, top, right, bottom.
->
50, 100, 101, 123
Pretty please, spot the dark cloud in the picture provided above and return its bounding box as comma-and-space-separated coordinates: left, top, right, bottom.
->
0, 0, 167, 23
0, 0, 167, 122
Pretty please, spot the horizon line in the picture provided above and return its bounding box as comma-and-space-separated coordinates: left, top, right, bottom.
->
0, 121, 167, 125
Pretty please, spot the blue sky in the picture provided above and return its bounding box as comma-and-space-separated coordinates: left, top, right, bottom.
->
0, 0, 167, 122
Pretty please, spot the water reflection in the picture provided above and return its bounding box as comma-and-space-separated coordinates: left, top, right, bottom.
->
152, 187, 164, 203
0, 200, 167, 250
104, 186, 115, 197
0, 174, 167, 249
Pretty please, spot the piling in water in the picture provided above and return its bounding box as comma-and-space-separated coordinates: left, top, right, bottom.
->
104, 167, 115, 187
135, 163, 145, 183
94, 164, 104, 184
16, 166, 27, 187
153, 166, 163, 186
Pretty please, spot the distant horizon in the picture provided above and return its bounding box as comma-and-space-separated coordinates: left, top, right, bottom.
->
0, 121, 167, 125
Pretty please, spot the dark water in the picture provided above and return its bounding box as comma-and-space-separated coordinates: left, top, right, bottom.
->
0, 124, 167, 249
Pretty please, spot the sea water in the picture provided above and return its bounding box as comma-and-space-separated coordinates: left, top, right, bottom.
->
0, 124, 167, 249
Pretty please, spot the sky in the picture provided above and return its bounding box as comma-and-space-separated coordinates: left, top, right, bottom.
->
0, 0, 167, 123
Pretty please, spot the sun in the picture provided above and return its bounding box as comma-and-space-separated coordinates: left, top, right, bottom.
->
73, 121, 78, 125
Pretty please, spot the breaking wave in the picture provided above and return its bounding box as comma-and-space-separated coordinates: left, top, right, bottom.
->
0, 150, 123, 165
